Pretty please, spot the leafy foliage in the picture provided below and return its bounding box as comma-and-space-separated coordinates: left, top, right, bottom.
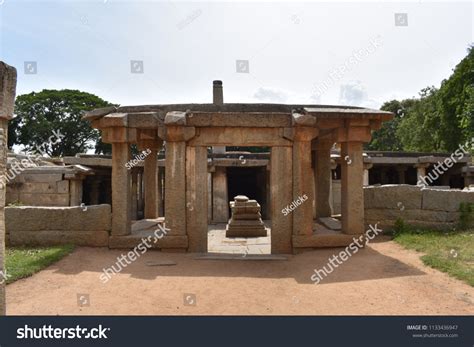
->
9, 89, 114, 156
369, 46, 474, 153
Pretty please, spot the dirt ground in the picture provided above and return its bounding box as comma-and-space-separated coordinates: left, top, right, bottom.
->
6, 237, 474, 315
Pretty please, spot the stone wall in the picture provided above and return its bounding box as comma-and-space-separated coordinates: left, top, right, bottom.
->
7, 171, 71, 206
0, 62, 17, 315
364, 185, 474, 229
5, 204, 111, 247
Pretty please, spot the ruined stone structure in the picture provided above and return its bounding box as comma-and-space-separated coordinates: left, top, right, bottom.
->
226, 195, 266, 237
0, 62, 17, 315
84, 81, 393, 253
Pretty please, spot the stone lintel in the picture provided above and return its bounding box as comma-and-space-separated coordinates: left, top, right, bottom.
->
99, 113, 128, 127
159, 126, 196, 142
127, 112, 162, 129
292, 111, 317, 126
188, 127, 291, 147
82, 106, 117, 121
102, 127, 137, 143
315, 118, 344, 130
334, 126, 372, 143
414, 162, 431, 169
165, 111, 187, 126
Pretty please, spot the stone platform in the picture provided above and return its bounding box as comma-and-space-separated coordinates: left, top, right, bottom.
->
226, 195, 267, 237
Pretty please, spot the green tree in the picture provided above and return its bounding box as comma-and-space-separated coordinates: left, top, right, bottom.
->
367, 99, 414, 151
437, 46, 474, 152
396, 87, 441, 152
372, 45, 473, 153
8, 89, 114, 156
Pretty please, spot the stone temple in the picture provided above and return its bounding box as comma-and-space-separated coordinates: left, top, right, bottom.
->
82, 80, 394, 253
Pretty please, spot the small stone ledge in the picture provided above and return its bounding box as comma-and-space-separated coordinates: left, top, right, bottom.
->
292, 234, 356, 248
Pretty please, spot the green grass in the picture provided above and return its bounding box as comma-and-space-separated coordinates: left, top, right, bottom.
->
393, 227, 474, 286
4, 245, 75, 284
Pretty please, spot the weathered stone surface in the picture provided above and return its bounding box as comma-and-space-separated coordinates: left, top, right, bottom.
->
0, 62, 17, 120
422, 188, 474, 212
319, 217, 341, 230
292, 233, 355, 248
1, 62, 16, 316
365, 208, 448, 223
83, 106, 117, 120
9, 230, 109, 247
226, 196, 267, 237
165, 111, 187, 125
18, 193, 70, 206
364, 185, 423, 210
5, 204, 111, 232
292, 112, 317, 126
100, 113, 128, 127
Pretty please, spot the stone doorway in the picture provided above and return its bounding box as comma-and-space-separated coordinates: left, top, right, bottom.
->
226, 167, 268, 219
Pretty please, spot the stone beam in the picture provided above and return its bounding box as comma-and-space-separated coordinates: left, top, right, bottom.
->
188, 127, 292, 147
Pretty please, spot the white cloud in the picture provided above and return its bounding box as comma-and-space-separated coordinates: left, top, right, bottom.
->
253, 87, 289, 103
339, 81, 368, 106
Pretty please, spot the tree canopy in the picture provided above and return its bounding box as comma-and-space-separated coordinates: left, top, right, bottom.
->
9, 89, 114, 156
368, 46, 474, 153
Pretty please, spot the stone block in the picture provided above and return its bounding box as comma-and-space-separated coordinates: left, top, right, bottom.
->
364, 185, 422, 209
365, 208, 448, 223
22, 173, 63, 183
9, 230, 109, 247
422, 188, 474, 212
18, 193, 70, 206
5, 204, 112, 232
56, 180, 69, 193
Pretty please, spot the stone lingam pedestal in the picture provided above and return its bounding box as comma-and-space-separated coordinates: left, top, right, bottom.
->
226, 195, 267, 237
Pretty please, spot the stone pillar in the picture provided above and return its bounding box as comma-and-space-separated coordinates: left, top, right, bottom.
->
341, 141, 364, 235
137, 171, 144, 217
68, 178, 83, 206
144, 149, 158, 219
415, 163, 430, 186
0, 62, 17, 316
207, 172, 212, 223
157, 167, 164, 217
131, 169, 138, 220
293, 139, 314, 236
89, 179, 100, 205
396, 165, 406, 184
270, 146, 293, 253
314, 139, 333, 218
111, 142, 131, 236
165, 140, 187, 235
186, 146, 208, 252
363, 163, 373, 186
212, 167, 229, 223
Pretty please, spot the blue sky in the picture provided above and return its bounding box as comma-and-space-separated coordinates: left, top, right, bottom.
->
0, 0, 472, 109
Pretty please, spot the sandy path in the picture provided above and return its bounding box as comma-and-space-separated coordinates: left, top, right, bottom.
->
6, 237, 474, 315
